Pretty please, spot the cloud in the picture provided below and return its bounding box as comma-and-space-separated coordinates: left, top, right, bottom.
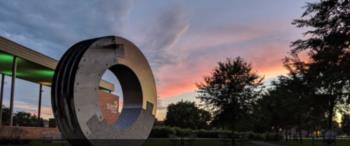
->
154, 22, 295, 99
140, 4, 190, 69
0, 1, 134, 119
0, 0, 133, 59
13, 101, 53, 119
154, 37, 291, 120
0, 1, 300, 121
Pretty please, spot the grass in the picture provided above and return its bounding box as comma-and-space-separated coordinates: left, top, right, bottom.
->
273, 139, 350, 146
144, 138, 260, 146
1, 139, 348, 146
0, 139, 261, 146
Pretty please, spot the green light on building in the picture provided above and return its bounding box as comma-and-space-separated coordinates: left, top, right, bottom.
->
2, 70, 24, 77
31, 69, 55, 78
0, 53, 14, 63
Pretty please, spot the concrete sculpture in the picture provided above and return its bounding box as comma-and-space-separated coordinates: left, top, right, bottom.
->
51, 36, 157, 145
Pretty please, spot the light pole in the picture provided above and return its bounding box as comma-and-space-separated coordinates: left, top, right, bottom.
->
9, 56, 17, 126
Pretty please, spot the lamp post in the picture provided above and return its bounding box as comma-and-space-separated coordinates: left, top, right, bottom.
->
0, 74, 5, 126
38, 84, 42, 120
9, 56, 17, 126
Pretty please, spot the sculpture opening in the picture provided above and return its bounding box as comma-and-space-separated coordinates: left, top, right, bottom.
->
99, 65, 143, 129
99, 69, 123, 125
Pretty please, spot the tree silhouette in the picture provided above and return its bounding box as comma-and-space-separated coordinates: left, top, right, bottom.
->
197, 57, 263, 143
13, 112, 43, 127
257, 72, 328, 143
255, 76, 299, 134
1, 105, 44, 127
164, 101, 211, 129
291, 0, 350, 137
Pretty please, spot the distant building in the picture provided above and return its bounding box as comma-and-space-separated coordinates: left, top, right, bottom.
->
99, 91, 119, 125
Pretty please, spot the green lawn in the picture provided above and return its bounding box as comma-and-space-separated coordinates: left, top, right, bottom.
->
2, 139, 349, 146
12, 139, 350, 146
144, 138, 260, 146
0, 139, 261, 146
273, 139, 350, 146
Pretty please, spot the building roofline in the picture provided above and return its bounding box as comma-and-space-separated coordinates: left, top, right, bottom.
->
0, 36, 57, 69
0, 36, 115, 92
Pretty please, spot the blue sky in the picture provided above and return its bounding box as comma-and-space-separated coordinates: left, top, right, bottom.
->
0, 0, 313, 120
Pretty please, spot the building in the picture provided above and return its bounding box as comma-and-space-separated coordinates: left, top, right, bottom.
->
0, 36, 120, 128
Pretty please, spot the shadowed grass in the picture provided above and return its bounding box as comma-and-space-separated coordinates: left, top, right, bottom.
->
273, 139, 350, 146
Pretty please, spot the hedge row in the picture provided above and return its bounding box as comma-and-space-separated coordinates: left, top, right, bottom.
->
149, 126, 283, 141
238, 131, 284, 141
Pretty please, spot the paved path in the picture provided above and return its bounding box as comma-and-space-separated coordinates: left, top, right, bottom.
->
251, 141, 285, 146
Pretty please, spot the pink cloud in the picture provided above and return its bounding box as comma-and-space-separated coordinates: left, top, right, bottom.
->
14, 101, 53, 119
155, 24, 295, 99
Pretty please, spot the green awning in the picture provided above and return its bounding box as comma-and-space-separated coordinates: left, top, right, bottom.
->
0, 36, 115, 91
0, 50, 54, 86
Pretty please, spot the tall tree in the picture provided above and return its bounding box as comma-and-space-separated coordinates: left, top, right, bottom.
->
257, 72, 327, 142
197, 57, 263, 135
255, 77, 297, 133
291, 0, 350, 133
164, 101, 211, 129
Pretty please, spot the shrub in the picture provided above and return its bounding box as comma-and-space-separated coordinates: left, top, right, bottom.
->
245, 131, 265, 140
149, 126, 176, 138
195, 129, 232, 138
264, 132, 283, 141
217, 130, 232, 138
196, 129, 219, 138
174, 127, 193, 137
149, 126, 284, 141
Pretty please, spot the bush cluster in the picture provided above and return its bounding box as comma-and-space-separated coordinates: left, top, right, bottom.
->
149, 126, 283, 141
150, 126, 198, 138
149, 126, 176, 138
195, 129, 231, 138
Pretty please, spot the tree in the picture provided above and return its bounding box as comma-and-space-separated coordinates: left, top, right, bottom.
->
254, 77, 296, 134
197, 57, 263, 133
341, 114, 350, 135
256, 73, 327, 143
197, 109, 211, 129
291, 0, 350, 134
1, 106, 43, 127
164, 101, 211, 129
1, 105, 11, 125
13, 112, 43, 127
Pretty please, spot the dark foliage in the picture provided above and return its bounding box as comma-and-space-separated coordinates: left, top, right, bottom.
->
290, 0, 350, 131
197, 57, 263, 130
1, 106, 44, 127
164, 101, 211, 129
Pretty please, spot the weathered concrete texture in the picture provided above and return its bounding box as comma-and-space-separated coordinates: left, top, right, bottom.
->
87, 102, 155, 139
52, 36, 157, 146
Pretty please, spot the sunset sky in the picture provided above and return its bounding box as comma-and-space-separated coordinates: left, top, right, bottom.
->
0, 0, 313, 120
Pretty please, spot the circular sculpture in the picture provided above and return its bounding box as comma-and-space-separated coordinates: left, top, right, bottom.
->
51, 36, 157, 145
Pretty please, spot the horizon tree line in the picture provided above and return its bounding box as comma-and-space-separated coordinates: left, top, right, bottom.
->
163, 0, 350, 144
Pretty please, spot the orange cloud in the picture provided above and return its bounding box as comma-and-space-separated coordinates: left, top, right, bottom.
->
156, 38, 291, 99
14, 101, 53, 119
156, 62, 212, 98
